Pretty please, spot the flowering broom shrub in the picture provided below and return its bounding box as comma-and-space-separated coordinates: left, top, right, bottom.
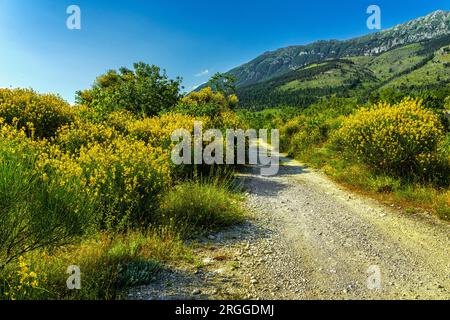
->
0, 256, 46, 300
124, 113, 206, 149
53, 120, 119, 154
333, 98, 448, 181
177, 87, 228, 116
175, 87, 239, 118
0, 82, 250, 281
0, 120, 95, 270
38, 136, 172, 230
0, 89, 74, 138
212, 111, 247, 129
106, 110, 136, 133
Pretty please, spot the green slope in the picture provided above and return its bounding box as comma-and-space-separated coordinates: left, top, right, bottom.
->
279, 60, 376, 91
236, 60, 377, 109
236, 35, 450, 109
361, 43, 425, 81
382, 45, 450, 89
227, 10, 450, 87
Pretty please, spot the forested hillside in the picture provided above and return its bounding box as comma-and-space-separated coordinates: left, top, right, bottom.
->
236, 35, 450, 109
228, 10, 449, 87
224, 11, 450, 109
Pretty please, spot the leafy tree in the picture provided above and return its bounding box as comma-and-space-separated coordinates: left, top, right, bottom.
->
76, 62, 182, 116
207, 72, 237, 95
445, 96, 450, 109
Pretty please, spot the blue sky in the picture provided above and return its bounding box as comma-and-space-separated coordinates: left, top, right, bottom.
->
0, 0, 449, 102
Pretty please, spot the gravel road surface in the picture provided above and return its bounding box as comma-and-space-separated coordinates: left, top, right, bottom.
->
130, 152, 449, 300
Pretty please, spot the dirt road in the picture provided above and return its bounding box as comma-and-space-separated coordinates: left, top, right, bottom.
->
130, 153, 449, 300
238, 154, 449, 299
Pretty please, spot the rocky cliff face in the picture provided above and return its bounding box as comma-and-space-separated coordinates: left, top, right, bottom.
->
228, 10, 450, 87
364, 10, 450, 55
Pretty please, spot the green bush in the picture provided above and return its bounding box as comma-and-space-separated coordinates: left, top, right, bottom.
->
237, 107, 300, 131
367, 175, 401, 193
289, 126, 324, 157
0, 135, 94, 270
280, 116, 304, 152
76, 62, 182, 117
433, 193, 450, 220
0, 231, 188, 300
157, 181, 244, 238
281, 114, 340, 157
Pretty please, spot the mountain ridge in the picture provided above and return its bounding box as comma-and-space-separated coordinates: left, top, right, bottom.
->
227, 10, 450, 88
235, 33, 450, 109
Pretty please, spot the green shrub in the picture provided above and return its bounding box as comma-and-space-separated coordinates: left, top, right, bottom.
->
433, 192, 450, 220
157, 181, 244, 238
116, 259, 161, 288
237, 107, 300, 131
76, 62, 182, 117
289, 126, 324, 157
0, 88, 74, 138
327, 162, 374, 190
280, 116, 304, 152
0, 231, 189, 300
0, 135, 94, 270
281, 114, 340, 157
367, 175, 401, 193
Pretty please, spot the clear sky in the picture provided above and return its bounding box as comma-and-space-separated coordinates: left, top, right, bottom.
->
0, 0, 449, 102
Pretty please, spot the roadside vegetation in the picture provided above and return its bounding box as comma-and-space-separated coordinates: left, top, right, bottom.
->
0, 63, 246, 300
1, 56, 449, 300
278, 95, 450, 220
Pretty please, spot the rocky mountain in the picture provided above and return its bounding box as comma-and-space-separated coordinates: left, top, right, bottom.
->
228, 10, 450, 88
235, 33, 450, 109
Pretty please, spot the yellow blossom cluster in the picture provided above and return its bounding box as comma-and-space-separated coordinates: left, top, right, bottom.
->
0, 88, 74, 138
3, 256, 43, 300
334, 98, 446, 177
124, 112, 208, 149
180, 87, 229, 109
213, 111, 247, 129
0, 87, 246, 231
53, 119, 119, 154
37, 135, 172, 229
17, 256, 39, 288
177, 87, 240, 118
106, 110, 136, 133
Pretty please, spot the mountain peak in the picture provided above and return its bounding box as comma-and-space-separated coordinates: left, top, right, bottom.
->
228, 10, 450, 87
428, 9, 446, 15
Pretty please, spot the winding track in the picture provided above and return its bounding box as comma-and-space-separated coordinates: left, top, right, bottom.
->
130, 147, 449, 300
238, 150, 450, 299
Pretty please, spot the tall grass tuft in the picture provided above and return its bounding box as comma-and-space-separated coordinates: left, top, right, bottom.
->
157, 168, 245, 238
